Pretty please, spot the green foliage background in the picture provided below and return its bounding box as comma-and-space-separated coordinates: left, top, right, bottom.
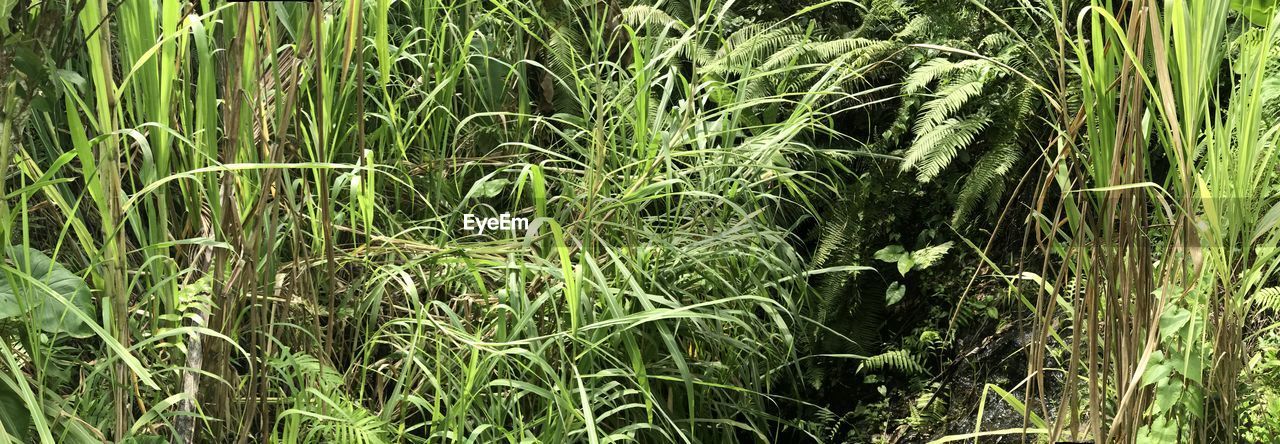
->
2, 0, 1280, 442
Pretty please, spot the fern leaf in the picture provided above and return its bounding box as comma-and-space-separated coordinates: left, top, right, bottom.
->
901, 114, 991, 182
621, 5, 687, 33
1254, 287, 1280, 312
915, 76, 986, 133
910, 242, 953, 269
903, 58, 985, 93
953, 141, 1018, 223
858, 349, 925, 375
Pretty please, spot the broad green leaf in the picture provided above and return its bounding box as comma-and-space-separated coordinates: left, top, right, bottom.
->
1140, 351, 1170, 386
706, 79, 735, 105
1138, 416, 1178, 443
896, 257, 915, 276
0, 382, 31, 443
885, 282, 906, 306
462, 174, 510, 203
1141, 364, 1171, 386
874, 245, 906, 263
1158, 307, 1191, 340
1153, 383, 1180, 414
1232, 0, 1278, 26
477, 178, 509, 198
1172, 348, 1205, 383
0, 0, 15, 36
54, 69, 85, 90
0, 247, 94, 338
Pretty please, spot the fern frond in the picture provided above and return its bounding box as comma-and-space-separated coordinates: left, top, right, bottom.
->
307, 391, 389, 444
762, 37, 894, 71
811, 203, 853, 268
953, 141, 1018, 223
545, 26, 589, 79
979, 32, 1015, 51
952, 83, 1033, 222
895, 15, 934, 39
1254, 287, 1280, 312
903, 58, 986, 93
703, 24, 803, 74
915, 76, 986, 133
278, 352, 346, 393
910, 242, 953, 269
621, 5, 687, 33
858, 349, 925, 375
176, 276, 214, 324
901, 114, 991, 182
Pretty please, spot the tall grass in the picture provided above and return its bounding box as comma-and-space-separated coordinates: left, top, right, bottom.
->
1, 0, 884, 441
1023, 0, 1280, 442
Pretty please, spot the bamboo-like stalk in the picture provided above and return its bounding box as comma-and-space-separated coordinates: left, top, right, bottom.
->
0, 81, 15, 250
1030, 1, 1280, 442
79, 0, 133, 436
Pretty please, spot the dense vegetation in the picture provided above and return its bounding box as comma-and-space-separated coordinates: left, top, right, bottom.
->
3, 0, 1280, 442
